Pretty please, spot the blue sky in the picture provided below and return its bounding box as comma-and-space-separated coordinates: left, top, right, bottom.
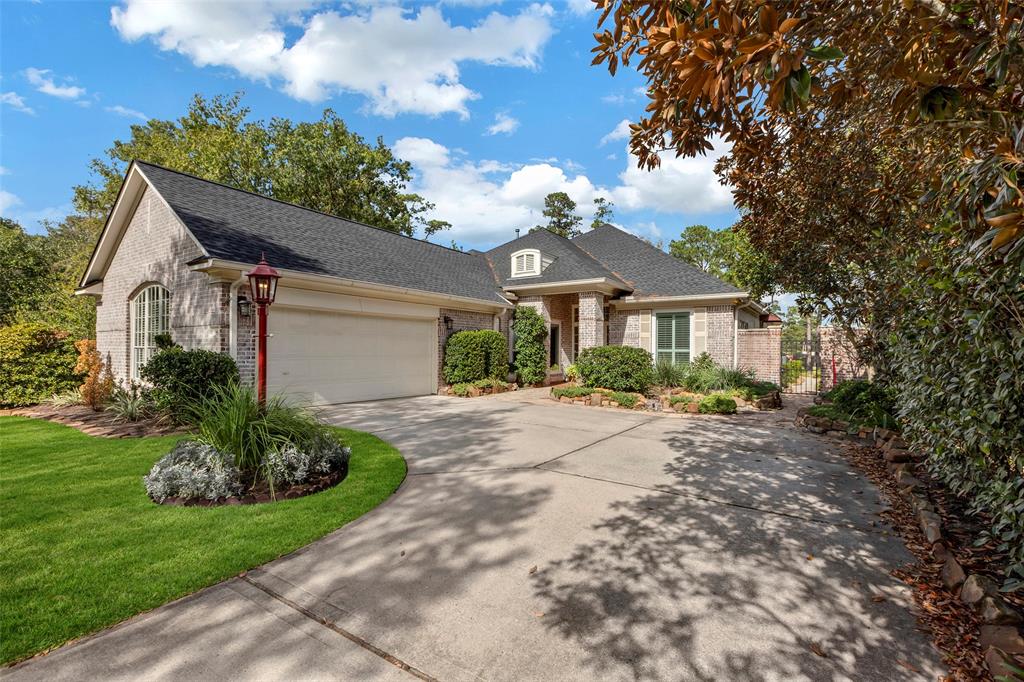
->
1, 1, 740, 251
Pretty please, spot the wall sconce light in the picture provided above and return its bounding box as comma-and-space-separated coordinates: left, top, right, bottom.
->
237, 295, 253, 319
443, 315, 453, 332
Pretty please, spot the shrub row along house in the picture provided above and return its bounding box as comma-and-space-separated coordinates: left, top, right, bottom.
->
77, 161, 774, 404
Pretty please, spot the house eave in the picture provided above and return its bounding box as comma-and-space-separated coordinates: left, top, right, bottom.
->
502, 277, 629, 296
612, 292, 749, 310
190, 258, 513, 313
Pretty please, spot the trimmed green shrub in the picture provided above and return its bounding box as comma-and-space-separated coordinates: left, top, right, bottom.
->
698, 394, 737, 414
512, 307, 548, 385
141, 347, 239, 422
0, 323, 83, 407
609, 391, 640, 408
551, 386, 596, 400
668, 395, 695, 406
443, 330, 508, 384
575, 345, 654, 393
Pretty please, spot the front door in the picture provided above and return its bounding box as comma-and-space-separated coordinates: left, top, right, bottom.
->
549, 323, 561, 369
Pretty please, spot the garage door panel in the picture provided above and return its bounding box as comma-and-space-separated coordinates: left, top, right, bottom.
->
267, 307, 436, 405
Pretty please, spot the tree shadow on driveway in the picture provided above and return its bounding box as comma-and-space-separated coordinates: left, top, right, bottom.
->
531, 417, 942, 681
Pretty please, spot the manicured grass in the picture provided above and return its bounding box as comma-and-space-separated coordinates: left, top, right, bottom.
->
0, 417, 406, 665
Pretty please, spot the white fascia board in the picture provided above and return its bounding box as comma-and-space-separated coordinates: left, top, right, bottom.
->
502, 277, 627, 296
612, 292, 749, 309
191, 258, 513, 313
77, 162, 209, 288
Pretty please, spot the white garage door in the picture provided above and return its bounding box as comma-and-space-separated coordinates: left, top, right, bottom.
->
268, 307, 436, 405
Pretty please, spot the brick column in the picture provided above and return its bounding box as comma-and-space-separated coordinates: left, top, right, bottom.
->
577, 291, 604, 350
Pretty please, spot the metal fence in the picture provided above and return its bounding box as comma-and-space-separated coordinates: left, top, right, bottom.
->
781, 331, 821, 394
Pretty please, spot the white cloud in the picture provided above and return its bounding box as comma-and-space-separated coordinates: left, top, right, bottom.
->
610, 137, 734, 214
106, 104, 149, 121
0, 190, 23, 213
566, 0, 596, 16
0, 166, 9, 175
1, 92, 35, 115
485, 112, 519, 136
25, 68, 86, 100
111, 1, 554, 118
397, 135, 734, 246
601, 93, 626, 105
599, 118, 631, 146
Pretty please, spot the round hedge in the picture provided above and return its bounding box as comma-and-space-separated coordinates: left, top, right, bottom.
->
443, 329, 508, 384
575, 345, 654, 393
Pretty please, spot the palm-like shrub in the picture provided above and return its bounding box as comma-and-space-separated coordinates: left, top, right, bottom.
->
654, 359, 685, 387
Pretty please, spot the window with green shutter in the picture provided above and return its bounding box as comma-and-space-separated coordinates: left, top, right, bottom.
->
655, 312, 690, 366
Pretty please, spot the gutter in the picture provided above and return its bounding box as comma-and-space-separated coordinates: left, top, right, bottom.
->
190, 258, 514, 312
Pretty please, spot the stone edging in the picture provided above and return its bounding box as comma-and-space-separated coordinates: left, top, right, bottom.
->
796, 409, 1024, 677
439, 384, 518, 398
549, 388, 783, 414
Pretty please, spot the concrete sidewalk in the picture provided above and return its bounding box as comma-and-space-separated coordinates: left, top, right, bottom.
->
4, 394, 943, 681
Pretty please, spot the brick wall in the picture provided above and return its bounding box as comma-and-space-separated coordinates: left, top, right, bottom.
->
820, 326, 870, 390
577, 291, 604, 351
96, 187, 229, 383
235, 294, 256, 386
737, 328, 781, 385
437, 307, 499, 386
608, 308, 643, 348
705, 305, 735, 367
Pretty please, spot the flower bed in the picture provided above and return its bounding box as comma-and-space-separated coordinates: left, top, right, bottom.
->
140, 383, 352, 507
443, 378, 516, 397
549, 385, 779, 414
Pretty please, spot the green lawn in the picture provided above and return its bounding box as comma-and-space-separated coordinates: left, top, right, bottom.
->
0, 416, 407, 665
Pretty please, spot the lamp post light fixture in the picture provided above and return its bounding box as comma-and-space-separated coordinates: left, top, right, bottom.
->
245, 254, 281, 405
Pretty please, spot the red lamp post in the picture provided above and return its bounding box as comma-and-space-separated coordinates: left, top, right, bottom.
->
245, 255, 281, 405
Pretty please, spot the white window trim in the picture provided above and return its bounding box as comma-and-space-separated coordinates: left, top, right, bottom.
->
130, 284, 170, 380
510, 248, 541, 278
650, 308, 695, 365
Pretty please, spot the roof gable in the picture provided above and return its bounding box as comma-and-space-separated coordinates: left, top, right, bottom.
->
484, 228, 629, 289
85, 161, 508, 306
572, 224, 745, 298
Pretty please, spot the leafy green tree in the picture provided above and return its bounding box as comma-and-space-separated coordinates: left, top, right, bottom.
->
531, 192, 583, 238
74, 92, 445, 237
591, 197, 614, 229
0, 219, 51, 326
670, 223, 777, 299
669, 224, 721, 274
512, 307, 548, 385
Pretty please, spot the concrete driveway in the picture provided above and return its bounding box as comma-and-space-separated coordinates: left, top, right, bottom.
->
5, 392, 942, 681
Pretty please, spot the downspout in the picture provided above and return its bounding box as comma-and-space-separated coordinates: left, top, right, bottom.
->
733, 306, 739, 369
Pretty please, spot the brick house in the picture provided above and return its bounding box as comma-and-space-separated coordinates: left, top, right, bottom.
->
78, 161, 774, 404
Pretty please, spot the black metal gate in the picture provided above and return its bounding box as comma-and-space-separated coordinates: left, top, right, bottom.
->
781, 330, 821, 394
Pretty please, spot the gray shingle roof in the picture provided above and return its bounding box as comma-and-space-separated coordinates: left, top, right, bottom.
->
572, 223, 744, 297
135, 161, 508, 306
484, 228, 630, 289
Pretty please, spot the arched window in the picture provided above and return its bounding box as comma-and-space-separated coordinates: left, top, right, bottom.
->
131, 284, 169, 379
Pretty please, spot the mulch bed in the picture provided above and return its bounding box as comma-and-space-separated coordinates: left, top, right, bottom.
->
155, 465, 348, 507
1, 405, 184, 438
840, 441, 1002, 680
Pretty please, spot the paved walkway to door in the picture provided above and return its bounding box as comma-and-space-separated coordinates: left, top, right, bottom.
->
4, 392, 942, 681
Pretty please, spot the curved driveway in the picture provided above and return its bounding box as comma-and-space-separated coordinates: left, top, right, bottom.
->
5, 391, 942, 681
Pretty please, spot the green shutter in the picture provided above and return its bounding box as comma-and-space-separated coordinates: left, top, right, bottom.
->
656, 313, 691, 366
